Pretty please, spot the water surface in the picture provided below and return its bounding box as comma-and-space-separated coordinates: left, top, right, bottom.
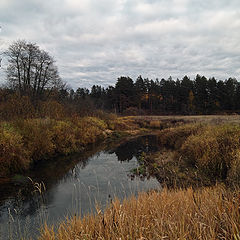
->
0, 135, 161, 239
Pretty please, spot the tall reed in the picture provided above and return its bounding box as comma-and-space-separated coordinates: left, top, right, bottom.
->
38, 185, 240, 240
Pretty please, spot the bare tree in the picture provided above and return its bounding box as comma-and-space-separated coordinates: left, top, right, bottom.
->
5, 40, 62, 101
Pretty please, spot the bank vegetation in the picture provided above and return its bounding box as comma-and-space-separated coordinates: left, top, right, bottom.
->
36, 120, 240, 240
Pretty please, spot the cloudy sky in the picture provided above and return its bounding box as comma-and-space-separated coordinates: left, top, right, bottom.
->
0, 0, 240, 89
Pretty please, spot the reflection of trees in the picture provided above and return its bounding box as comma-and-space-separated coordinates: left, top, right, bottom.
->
113, 135, 159, 162
0, 135, 160, 222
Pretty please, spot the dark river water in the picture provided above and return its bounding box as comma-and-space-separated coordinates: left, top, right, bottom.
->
0, 135, 161, 240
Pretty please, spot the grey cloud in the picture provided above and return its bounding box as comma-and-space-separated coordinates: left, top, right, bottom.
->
1, 0, 240, 89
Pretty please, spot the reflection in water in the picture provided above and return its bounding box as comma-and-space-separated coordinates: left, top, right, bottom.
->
113, 135, 160, 162
0, 135, 160, 240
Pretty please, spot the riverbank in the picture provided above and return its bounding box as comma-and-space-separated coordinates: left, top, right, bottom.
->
36, 116, 240, 240
0, 115, 135, 177
0, 114, 178, 178
142, 122, 240, 188
38, 184, 240, 240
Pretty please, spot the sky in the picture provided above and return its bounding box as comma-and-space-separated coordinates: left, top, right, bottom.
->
0, 0, 240, 89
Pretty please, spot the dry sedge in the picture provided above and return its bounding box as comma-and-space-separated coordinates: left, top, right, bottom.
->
38, 185, 240, 240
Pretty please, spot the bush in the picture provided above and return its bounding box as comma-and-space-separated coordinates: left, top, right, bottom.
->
52, 120, 79, 154
14, 119, 55, 161
0, 94, 34, 119
38, 100, 66, 119
0, 123, 30, 174
180, 124, 240, 179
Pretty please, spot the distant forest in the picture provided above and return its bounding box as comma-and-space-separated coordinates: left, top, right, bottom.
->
74, 75, 240, 115
1, 74, 240, 118
1, 40, 240, 118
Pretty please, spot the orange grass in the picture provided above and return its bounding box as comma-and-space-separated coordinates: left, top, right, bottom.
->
38, 185, 240, 240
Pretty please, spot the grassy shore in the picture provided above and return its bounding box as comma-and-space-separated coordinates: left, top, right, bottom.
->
38, 185, 240, 240
2, 115, 240, 239
150, 122, 240, 187
0, 115, 146, 177
34, 116, 240, 240
1, 114, 176, 177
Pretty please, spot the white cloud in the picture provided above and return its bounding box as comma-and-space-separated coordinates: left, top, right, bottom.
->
134, 18, 188, 35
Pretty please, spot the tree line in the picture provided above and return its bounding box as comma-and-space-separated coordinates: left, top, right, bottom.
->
71, 75, 240, 115
1, 40, 240, 119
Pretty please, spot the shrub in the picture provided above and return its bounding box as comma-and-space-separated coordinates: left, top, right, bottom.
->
180, 124, 240, 179
52, 120, 79, 154
0, 123, 30, 174
14, 119, 55, 161
38, 100, 66, 119
75, 117, 108, 145
0, 94, 34, 119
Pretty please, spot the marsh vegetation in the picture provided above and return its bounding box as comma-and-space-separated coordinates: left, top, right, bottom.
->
33, 116, 240, 240
1, 40, 240, 239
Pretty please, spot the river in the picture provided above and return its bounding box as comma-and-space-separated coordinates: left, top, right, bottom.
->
0, 134, 161, 239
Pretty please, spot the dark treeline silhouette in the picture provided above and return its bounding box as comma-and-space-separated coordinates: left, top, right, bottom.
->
1, 74, 240, 119
1, 40, 240, 118
71, 75, 240, 115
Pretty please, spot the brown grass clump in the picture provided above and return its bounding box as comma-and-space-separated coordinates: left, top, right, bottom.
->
0, 116, 110, 176
149, 120, 162, 128
155, 122, 240, 183
110, 117, 140, 131
180, 124, 240, 180
158, 123, 203, 149
38, 185, 240, 240
0, 122, 30, 174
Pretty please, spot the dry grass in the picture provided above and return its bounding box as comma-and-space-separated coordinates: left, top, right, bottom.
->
0, 115, 163, 176
133, 115, 240, 124
0, 117, 112, 176
154, 122, 240, 183
38, 185, 240, 240
180, 124, 240, 180
157, 123, 203, 149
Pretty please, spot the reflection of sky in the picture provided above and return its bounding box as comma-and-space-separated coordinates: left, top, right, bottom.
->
0, 135, 160, 239
47, 152, 160, 220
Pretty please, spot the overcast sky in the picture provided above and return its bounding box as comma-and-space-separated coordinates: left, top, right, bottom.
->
1, 0, 240, 89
